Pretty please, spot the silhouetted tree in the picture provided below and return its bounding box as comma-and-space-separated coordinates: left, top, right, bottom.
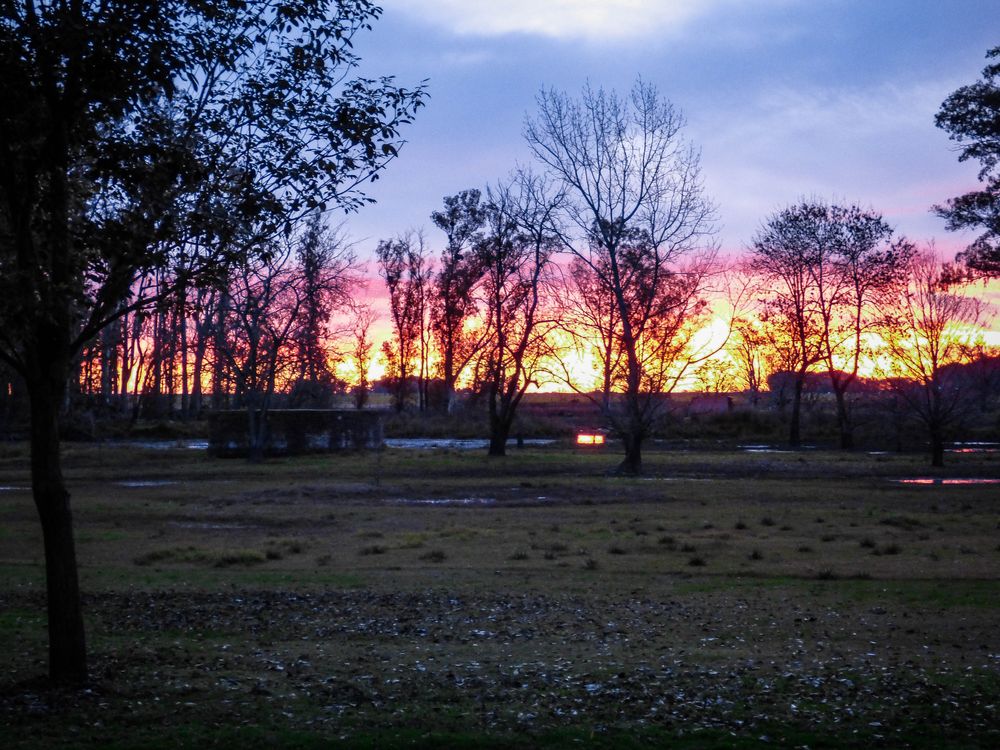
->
377, 233, 431, 411
289, 215, 358, 404
527, 79, 717, 474
555, 252, 625, 413
818, 205, 914, 449
727, 319, 769, 405
0, 0, 424, 682
748, 202, 828, 447
217, 242, 306, 462
935, 46, 1000, 277
750, 201, 914, 448
478, 172, 561, 456
348, 303, 378, 409
883, 251, 990, 466
430, 190, 488, 412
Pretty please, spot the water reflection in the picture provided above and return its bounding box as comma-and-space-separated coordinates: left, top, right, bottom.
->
893, 478, 1000, 485
391, 497, 498, 506
384, 438, 555, 450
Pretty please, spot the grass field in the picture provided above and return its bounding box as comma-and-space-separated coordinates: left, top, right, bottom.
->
1, 440, 998, 748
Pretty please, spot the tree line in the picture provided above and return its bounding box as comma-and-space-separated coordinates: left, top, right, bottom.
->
12, 78, 992, 477
1, 80, 997, 478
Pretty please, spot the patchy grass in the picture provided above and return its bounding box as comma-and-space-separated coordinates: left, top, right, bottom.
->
1, 442, 998, 747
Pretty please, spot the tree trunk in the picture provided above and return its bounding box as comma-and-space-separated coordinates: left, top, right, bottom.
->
190, 343, 205, 416
487, 412, 510, 457
789, 375, 804, 448
28, 376, 87, 684
930, 427, 945, 468
833, 387, 854, 450
246, 407, 265, 464
617, 430, 643, 475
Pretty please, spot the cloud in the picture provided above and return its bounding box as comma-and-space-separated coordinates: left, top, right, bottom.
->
390, 0, 762, 42
693, 78, 975, 248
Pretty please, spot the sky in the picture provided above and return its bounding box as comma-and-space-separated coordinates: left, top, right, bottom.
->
338, 0, 999, 274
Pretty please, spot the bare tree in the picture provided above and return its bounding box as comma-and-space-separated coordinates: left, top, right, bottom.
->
289, 214, 358, 406
554, 253, 626, 413
478, 172, 561, 456
430, 190, 487, 412
820, 207, 914, 449
217, 242, 309, 463
747, 203, 827, 447
727, 318, 769, 405
883, 250, 992, 466
348, 303, 378, 409
526, 79, 717, 473
749, 201, 914, 448
377, 232, 431, 412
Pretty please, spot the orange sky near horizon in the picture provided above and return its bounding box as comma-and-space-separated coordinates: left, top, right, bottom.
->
335, 271, 1000, 394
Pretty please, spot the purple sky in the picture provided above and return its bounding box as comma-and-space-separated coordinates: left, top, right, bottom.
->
337, 1, 998, 274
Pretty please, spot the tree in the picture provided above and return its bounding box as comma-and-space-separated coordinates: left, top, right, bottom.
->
377, 232, 431, 412
814, 206, 913, 449
217, 242, 306, 463
289, 214, 358, 405
727, 318, 769, 405
556, 254, 624, 413
477, 172, 561, 456
749, 201, 913, 449
748, 203, 827, 447
430, 190, 488, 412
527, 79, 717, 474
347, 303, 378, 409
0, 0, 424, 682
934, 46, 1000, 277
883, 251, 991, 466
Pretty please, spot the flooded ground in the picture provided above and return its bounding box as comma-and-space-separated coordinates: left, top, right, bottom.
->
115, 480, 179, 488
384, 437, 557, 450
389, 496, 499, 506
892, 477, 1000, 485
104, 437, 558, 452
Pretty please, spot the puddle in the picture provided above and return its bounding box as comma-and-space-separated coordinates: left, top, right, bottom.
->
892, 478, 1000, 486
108, 437, 556, 452
391, 497, 497, 506
116, 480, 179, 488
384, 438, 555, 450
169, 521, 254, 530
948, 442, 999, 454
106, 440, 208, 451
739, 444, 817, 453
0, 485, 28, 491
640, 477, 710, 481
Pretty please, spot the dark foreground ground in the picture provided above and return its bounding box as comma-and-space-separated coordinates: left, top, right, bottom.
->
1, 441, 998, 748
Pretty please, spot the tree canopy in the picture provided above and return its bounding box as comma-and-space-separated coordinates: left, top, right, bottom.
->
934, 45, 1000, 277
0, 0, 425, 683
